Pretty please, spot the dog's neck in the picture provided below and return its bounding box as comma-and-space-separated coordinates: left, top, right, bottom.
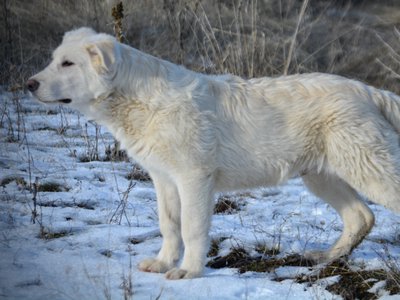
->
83, 44, 213, 158
111, 44, 204, 109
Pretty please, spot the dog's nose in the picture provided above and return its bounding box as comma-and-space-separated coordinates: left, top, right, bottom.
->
26, 79, 40, 92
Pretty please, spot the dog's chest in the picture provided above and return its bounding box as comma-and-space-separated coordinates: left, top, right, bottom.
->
104, 104, 184, 173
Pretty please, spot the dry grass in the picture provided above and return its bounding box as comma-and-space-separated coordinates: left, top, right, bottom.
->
214, 195, 240, 214
207, 247, 313, 273
126, 165, 151, 182
207, 246, 400, 299
1, 0, 400, 93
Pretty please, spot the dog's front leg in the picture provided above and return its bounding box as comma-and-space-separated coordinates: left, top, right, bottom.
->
165, 173, 214, 279
139, 175, 182, 273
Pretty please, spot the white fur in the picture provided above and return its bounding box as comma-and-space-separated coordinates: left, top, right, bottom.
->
29, 27, 400, 279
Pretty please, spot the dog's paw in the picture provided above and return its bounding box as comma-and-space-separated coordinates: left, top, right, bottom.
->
165, 268, 201, 280
304, 250, 347, 264
304, 250, 329, 264
138, 258, 171, 273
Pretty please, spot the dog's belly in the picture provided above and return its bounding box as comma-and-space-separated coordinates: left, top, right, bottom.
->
214, 163, 294, 192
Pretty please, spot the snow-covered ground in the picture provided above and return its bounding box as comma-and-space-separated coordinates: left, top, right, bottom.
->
1, 90, 400, 299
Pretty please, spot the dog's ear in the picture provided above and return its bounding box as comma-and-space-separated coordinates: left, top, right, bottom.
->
86, 39, 117, 73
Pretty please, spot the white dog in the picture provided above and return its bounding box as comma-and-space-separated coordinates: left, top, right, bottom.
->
27, 27, 400, 279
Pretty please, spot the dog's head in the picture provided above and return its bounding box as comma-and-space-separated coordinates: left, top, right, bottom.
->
26, 27, 120, 114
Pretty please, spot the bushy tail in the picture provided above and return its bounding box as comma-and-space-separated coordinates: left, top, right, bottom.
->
370, 87, 400, 133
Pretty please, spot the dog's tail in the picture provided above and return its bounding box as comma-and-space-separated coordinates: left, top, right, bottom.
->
370, 87, 400, 134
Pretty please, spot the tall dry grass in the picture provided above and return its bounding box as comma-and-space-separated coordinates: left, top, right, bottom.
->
1, 0, 400, 93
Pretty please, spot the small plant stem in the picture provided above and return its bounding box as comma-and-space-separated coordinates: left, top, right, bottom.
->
283, 0, 309, 75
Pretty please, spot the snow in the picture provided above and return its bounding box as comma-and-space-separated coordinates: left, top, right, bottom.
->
1, 90, 399, 299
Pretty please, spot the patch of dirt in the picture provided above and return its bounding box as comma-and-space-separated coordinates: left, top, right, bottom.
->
214, 196, 240, 214
15, 278, 42, 287
255, 243, 281, 256
128, 231, 161, 245
38, 228, 72, 240
207, 237, 228, 257
0, 176, 28, 188
37, 200, 95, 210
76, 202, 95, 210
129, 237, 144, 244
296, 260, 400, 300
207, 248, 313, 273
85, 219, 103, 225
207, 247, 400, 299
126, 165, 151, 182
100, 249, 113, 258
38, 181, 69, 192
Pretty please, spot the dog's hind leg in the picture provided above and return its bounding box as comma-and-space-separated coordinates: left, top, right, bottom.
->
138, 174, 182, 273
302, 173, 375, 263
326, 121, 400, 214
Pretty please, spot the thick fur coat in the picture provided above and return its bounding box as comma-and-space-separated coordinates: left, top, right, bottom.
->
28, 27, 400, 279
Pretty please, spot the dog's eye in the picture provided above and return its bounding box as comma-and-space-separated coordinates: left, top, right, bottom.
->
61, 60, 74, 67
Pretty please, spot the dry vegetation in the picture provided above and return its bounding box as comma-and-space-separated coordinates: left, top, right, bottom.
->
207, 246, 400, 299
1, 0, 400, 93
